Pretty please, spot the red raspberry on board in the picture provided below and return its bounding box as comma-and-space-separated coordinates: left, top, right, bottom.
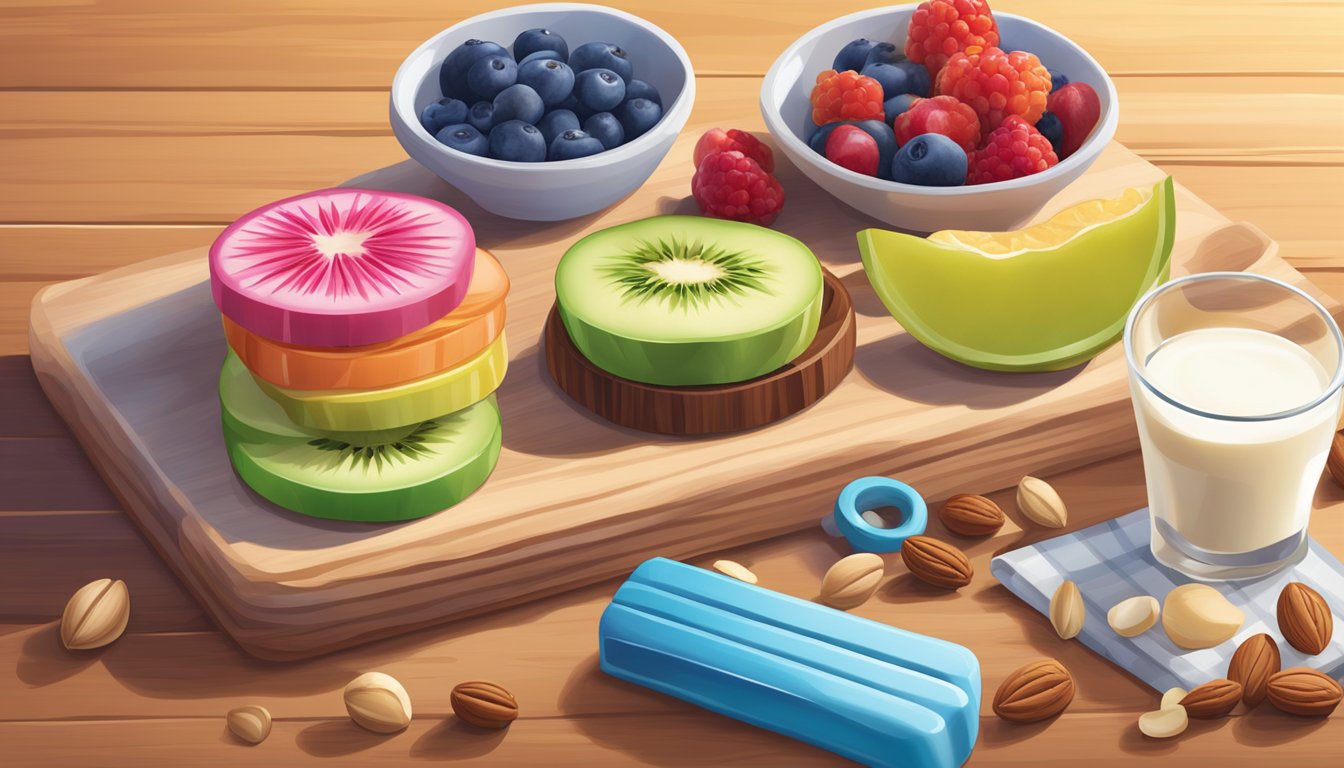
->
893, 95, 981, 155
692, 128, 776, 172
905, 0, 1000, 78
967, 115, 1059, 185
692, 150, 786, 226
810, 69, 885, 126
935, 47, 1051, 134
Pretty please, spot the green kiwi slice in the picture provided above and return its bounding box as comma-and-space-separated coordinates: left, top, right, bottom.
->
554, 215, 824, 386
219, 353, 501, 522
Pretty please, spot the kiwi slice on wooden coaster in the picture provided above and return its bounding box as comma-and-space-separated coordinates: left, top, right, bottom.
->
218, 353, 501, 522
554, 215, 824, 386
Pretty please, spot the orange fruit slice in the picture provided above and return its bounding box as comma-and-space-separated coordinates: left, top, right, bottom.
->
224, 247, 508, 390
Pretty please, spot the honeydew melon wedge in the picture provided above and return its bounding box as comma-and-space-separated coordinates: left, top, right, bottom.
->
858, 177, 1175, 372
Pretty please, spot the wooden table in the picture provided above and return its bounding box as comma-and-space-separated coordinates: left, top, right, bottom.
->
2, 1, 1341, 764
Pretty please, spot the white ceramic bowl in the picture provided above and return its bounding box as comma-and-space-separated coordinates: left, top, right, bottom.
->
761, 5, 1118, 232
391, 3, 695, 221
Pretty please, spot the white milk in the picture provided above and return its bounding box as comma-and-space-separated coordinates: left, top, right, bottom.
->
1132, 327, 1339, 562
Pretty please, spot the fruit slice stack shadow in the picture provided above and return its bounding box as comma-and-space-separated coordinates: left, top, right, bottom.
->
209, 188, 509, 523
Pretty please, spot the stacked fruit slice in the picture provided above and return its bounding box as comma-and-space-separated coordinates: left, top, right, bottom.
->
209, 188, 510, 522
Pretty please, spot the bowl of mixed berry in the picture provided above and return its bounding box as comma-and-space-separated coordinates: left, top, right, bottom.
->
760, 0, 1117, 232
391, 3, 695, 221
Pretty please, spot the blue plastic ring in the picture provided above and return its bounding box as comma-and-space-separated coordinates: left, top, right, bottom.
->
833, 477, 927, 553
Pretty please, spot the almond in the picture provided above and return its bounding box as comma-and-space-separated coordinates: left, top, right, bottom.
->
900, 536, 973, 590
1227, 633, 1280, 707
1265, 667, 1342, 717
451, 680, 519, 729
1107, 595, 1160, 638
1326, 431, 1344, 487
226, 705, 272, 745
993, 659, 1075, 723
1277, 582, 1333, 656
60, 578, 131, 651
1138, 705, 1188, 738
1179, 679, 1241, 719
712, 559, 758, 584
343, 672, 412, 733
1049, 580, 1085, 640
1160, 687, 1188, 710
820, 553, 884, 609
938, 494, 1005, 537
1161, 584, 1243, 649
1016, 476, 1067, 529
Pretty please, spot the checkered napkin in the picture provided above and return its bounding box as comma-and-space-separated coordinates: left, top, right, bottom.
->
989, 508, 1344, 692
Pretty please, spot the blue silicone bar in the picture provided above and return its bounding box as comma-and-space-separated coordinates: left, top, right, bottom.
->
598, 558, 981, 768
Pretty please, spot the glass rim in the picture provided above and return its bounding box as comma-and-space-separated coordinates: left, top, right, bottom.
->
1123, 271, 1344, 423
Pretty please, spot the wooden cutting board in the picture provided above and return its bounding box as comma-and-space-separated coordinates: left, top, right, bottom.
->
27, 140, 1331, 660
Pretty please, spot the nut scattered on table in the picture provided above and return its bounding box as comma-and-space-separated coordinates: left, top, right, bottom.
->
993, 659, 1075, 723
1161, 584, 1243, 650
1016, 476, 1067, 529
60, 578, 130, 651
1179, 679, 1241, 719
938, 494, 1005, 537
1277, 582, 1333, 656
1049, 580, 1085, 640
1106, 595, 1159, 638
451, 680, 520, 730
343, 672, 412, 733
1227, 632, 1280, 707
1160, 687, 1187, 710
227, 705, 272, 745
900, 536, 973, 590
712, 559, 758, 584
1265, 667, 1342, 717
1326, 431, 1344, 488
820, 553, 884, 609
1138, 704, 1188, 739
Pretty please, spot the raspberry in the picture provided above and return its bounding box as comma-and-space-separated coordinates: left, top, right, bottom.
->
967, 115, 1059, 185
809, 69, 885, 126
692, 128, 775, 172
935, 47, 1051, 134
893, 95, 981, 155
905, 0, 1000, 77
692, 150, 786, 226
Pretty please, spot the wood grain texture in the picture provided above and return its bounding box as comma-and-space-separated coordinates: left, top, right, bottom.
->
544, 269, 856, 435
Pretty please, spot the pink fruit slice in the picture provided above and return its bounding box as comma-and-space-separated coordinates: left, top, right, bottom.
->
210, 188, 476, 347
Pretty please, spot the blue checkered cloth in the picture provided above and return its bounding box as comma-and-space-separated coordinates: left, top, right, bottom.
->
990, 508, 1344, 692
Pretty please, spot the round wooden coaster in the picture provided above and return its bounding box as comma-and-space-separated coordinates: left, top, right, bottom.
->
544, 268, 857, 436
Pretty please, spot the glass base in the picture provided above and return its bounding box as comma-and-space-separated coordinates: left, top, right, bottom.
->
1151, 516, 1309, 581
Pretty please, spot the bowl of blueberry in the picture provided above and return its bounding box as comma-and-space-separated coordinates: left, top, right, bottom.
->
391, 3, 695, 221
760, 1, 1118, 232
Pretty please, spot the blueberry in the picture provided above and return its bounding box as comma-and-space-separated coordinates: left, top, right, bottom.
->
891, 133, 967, 186
574, 68, 626, 113
555, 92, 581, 113
614, 97, 662, 140
466, 54, 518, 100
517, 59, 575, 107
583, 112, 625, 150
519, 49, 564, 66
883, 94, 920, 124
548, 129, 606, 161
569, 42, 633, 82
896, 61, 931, 97
1036, 111, 1065, 155
834, 38, 877, 73
488, 120, 547, 162
624, 79, 662, 108
851, 120, 898, 180
434, 123, 489, 157
439, 39, 507, 101
513, 28, 569, 62
537, 108, 581, 146
1051, 72, 1069, 92
859, 64, 904, 100
468, 101, 494, 133
863, 42, 904, 68
807, 122, 842, 154
419, 97, 469, 135
492, 83, 545, 125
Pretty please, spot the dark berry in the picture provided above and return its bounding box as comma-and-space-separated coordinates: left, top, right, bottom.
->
834, 38, 877, 73
851, 119, 898, 180
614, 97, 662, 140
492, 83, 544, 125
891, 132, 967, 186
583, 112, 625, 150
466, 54, 518, 100
895, 61, 931, 97
863, 42, 904, 68
419, 97, 469, 135
574, 68, 626, 113
807, 121, 842, 154
513, 28, 569, 62
519, 49, 563, 66
517, 58, 575, 107
624, 79, 662, 108
824, 124, 881, 176
1035, 111, 1065, 155
439, 39, 507, 101
488, 119, 546, 162
434, 123, 489, 157
568, 41, 633, 82
537, 108, 581, 146
548, 129, 606, 160
1051, 72, 1069, 93
467, 101, 494, 133
883, 93, 919, 124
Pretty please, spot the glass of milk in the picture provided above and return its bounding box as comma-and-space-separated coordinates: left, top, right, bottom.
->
1125, 272, 1344, 580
